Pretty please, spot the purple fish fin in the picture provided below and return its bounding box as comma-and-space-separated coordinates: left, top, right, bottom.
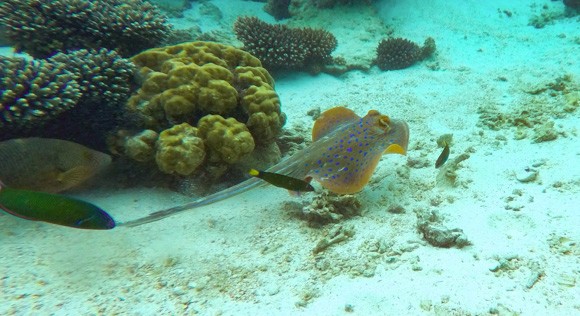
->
312, 107, 360, 141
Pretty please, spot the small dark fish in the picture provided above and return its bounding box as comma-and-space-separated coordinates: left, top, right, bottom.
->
249, 169, 315, 192
0, 181, 115, 230
435, 141, 450, 168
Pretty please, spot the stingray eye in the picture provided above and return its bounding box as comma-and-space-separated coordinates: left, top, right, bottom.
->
378, 115, 391, 128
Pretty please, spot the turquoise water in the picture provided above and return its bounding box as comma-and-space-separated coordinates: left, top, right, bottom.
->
1, 0, 579, 315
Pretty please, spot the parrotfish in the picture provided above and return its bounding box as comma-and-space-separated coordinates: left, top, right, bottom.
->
0, 138, 111, 193
0, 181, 115, 230
249, 168, 315, 192
121, 106, 409, 227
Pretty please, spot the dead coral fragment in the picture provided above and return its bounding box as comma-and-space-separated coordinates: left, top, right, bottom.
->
156, 123, 205, 176
417, 211, 471, 248
436, 152, 470, 187
312, 225, 355, 254
302, 191, 363, 226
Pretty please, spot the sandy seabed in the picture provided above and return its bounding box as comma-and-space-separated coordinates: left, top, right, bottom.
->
1, 0, 579, 315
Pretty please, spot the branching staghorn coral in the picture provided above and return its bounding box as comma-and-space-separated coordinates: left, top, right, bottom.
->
0, 57, 81, 136
0, 0, 171, 58
0, 49, 136, 151
234, 16, 337, 72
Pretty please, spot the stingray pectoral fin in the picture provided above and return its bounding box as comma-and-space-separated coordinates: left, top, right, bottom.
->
312, 107, 360, 141
317, 154, 383, 195
384, 144, 406, 155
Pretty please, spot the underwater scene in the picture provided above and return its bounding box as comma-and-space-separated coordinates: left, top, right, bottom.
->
0, 0, 579, 314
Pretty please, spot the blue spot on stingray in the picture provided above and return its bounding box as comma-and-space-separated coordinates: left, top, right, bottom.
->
346, 147, 352, 152
335, 162, 340, 166
344, 167, 349, 171
327, 168, 333, 172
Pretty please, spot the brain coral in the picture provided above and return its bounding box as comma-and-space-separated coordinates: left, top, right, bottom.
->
156, 123, 205, 176
234, 16, 337, 71
197, 114, 255, 164
0, 0, 170, 58
128, 41, 285, 146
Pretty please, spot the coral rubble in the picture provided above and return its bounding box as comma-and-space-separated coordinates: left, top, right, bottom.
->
302, 191, 363, 226
234, 16, 337, 72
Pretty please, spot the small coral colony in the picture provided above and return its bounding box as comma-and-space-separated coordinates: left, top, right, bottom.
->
0, 0, 432, 229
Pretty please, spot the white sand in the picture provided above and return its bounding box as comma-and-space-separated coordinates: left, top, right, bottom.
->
1, 0, 579, 315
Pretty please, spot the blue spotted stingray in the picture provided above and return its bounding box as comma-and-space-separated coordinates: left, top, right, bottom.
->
121, 106, 409, 227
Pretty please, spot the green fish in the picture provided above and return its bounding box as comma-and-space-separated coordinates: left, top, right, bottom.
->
121, 106, 409, 227
0, 181, 115, 230
249, 168, 315, 192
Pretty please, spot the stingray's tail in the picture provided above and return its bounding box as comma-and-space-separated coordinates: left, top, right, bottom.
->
118, 177, 264, 227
